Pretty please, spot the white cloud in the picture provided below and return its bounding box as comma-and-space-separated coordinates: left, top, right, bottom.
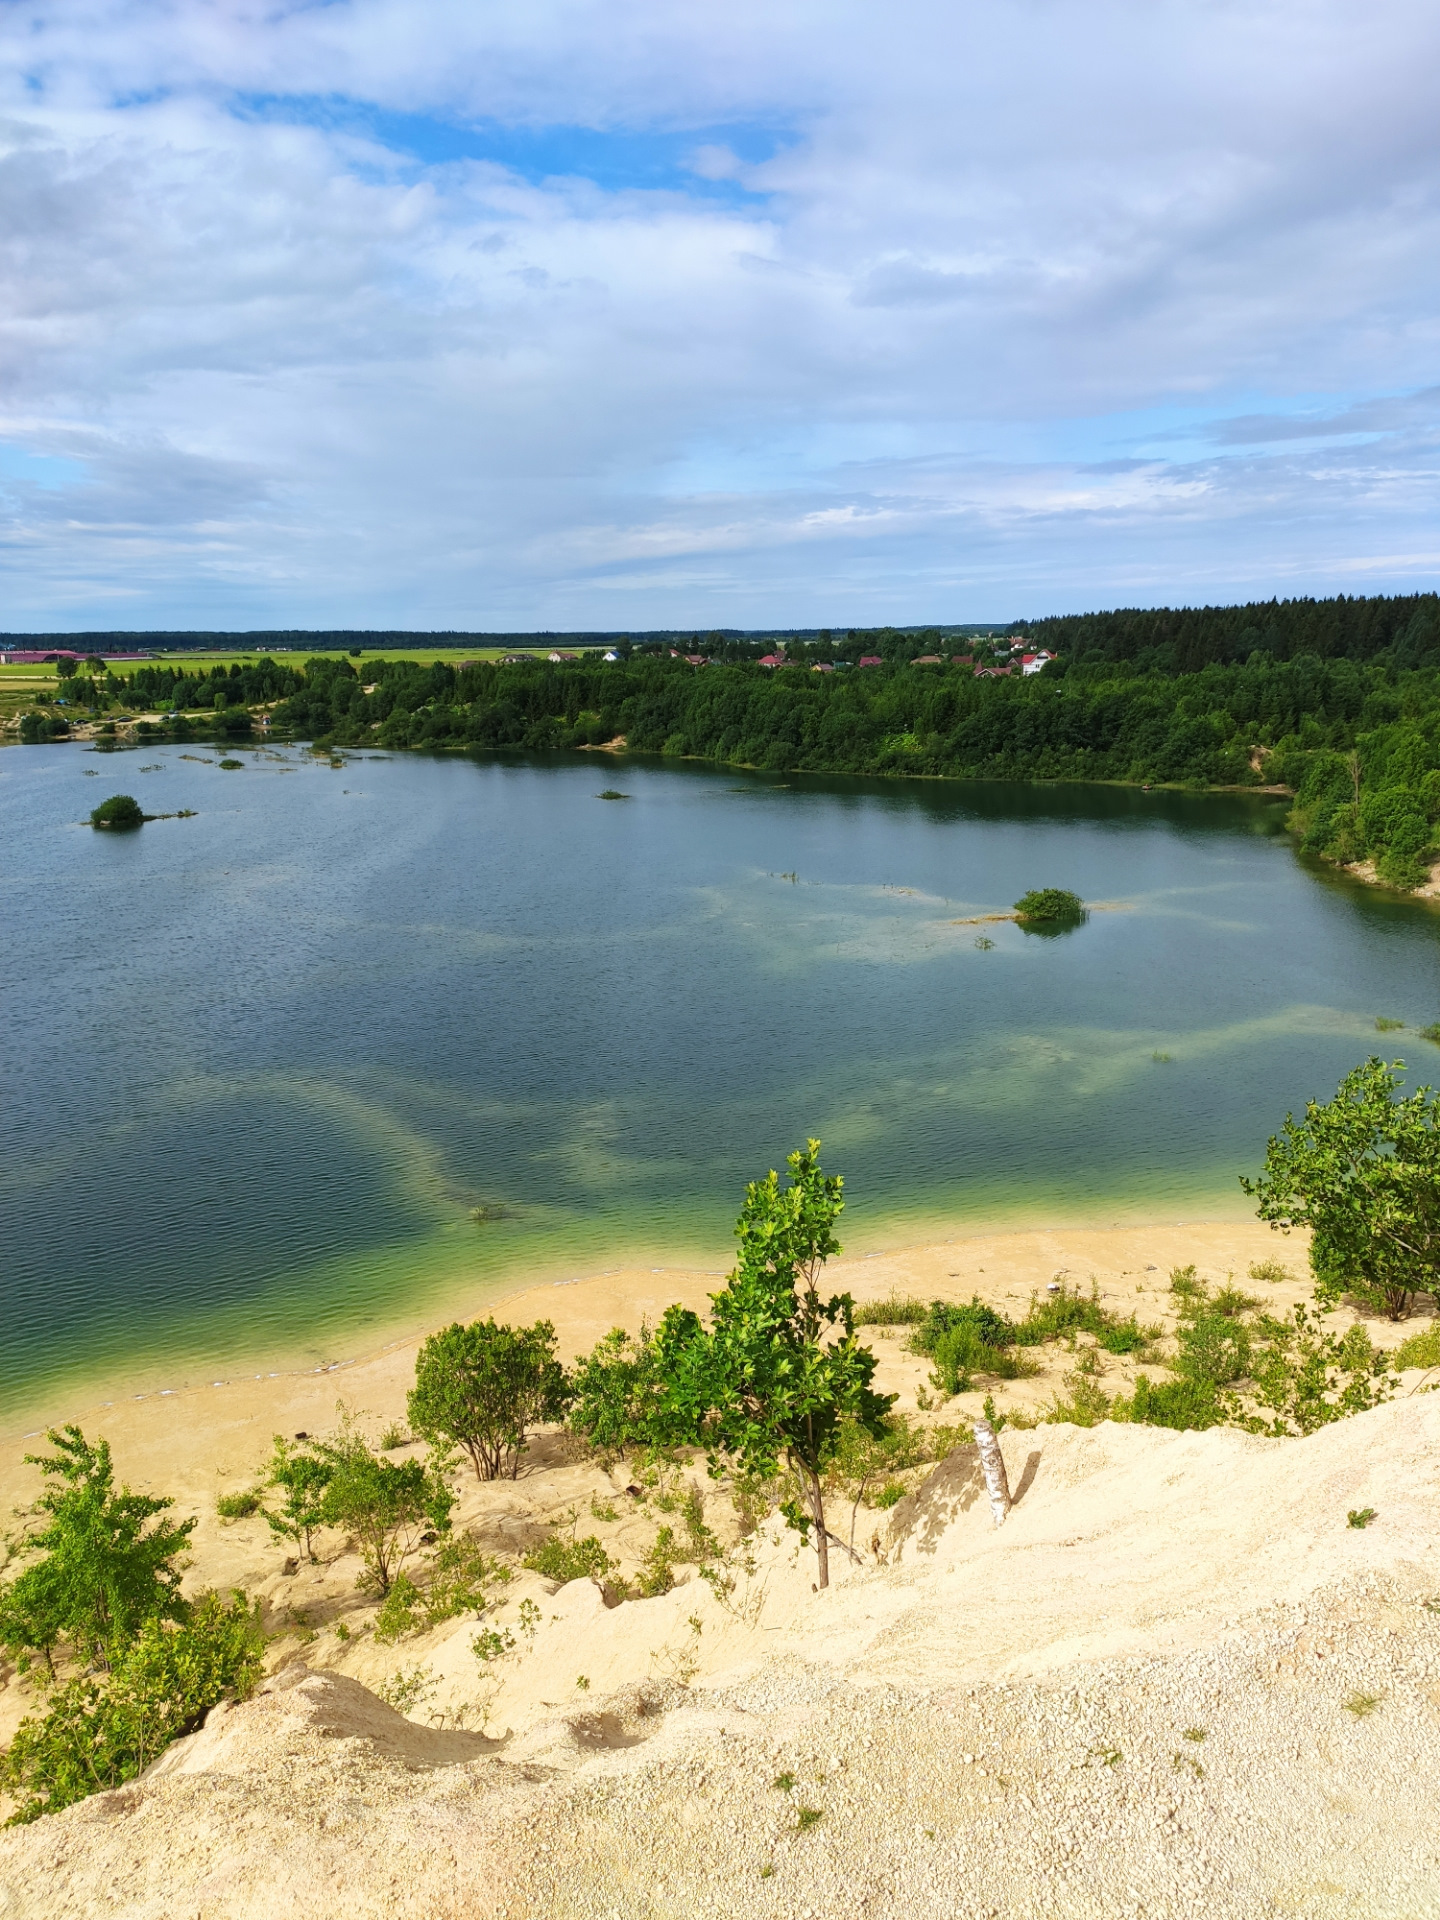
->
0, 1, 1437, 627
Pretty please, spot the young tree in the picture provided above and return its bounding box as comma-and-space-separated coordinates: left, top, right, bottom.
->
263, 1438, 335, 1562
657, 1140, 894, 1588
408, 1318, 570, 1480
316, 1429, 454, 1596
1242, 1057, 1440, 1319
0, 1428, 194, 1674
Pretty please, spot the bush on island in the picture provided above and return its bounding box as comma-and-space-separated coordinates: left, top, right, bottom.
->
1013, 887, 1085, 923
90, 794, 144, 830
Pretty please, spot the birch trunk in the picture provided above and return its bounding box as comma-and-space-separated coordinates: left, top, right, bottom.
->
973, 1417, 1011, 1526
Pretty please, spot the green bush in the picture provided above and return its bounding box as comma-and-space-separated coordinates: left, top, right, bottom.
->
910, 1298, 1014, 1355
215, 1489, 263, 1519
90, 794, 144, 829
1120, 1374, 1222, 1431
852, 1296, 929, 1326
373, 1533, 507, 1642
1395, 1323, 1440, 1369
521, 1534, 613, 1585
1013, 887, 1085, 923
1, 1592, 263, 1825
566, 1321, 677, 1457
408, 1317, 569, 1481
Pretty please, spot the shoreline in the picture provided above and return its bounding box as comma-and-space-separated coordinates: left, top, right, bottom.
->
0, 1215, 1308, 1507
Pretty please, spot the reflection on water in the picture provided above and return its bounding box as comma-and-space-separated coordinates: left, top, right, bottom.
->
3, 743, 1438, 1415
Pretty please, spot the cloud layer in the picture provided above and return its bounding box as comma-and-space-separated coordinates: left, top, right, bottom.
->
1, 0, 1438, 629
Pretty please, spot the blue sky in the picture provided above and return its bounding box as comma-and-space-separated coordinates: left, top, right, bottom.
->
0, 0, 1437, 631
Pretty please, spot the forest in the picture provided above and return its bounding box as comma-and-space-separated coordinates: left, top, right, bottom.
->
18, 592, 1440, 890
255, 592, 1440, 889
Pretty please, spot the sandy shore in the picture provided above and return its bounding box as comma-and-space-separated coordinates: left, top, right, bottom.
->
0, 1217, 1314, 1517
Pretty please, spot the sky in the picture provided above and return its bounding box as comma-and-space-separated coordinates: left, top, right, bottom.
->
1, 1, 1438, 632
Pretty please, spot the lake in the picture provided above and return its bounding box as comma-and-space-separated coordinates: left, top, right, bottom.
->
3, 741, 1437, 1420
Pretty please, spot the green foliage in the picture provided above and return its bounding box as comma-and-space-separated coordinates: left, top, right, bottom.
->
408, 1317, 569, 1480
1421, 1024, 1440, 1047
1221, 1303, 1394, 1437
1, 1592, 263, 1824
649, 1139, 894, 1587
315, 1426, 454, 1596
471, 1625, 515, 1662
521, 1534, 614, 1585
214, 1489, 263, 1519
89, 794, 143, 829
1394, 1323, 1440, 1369
373, 1533, 507, 1641
0, 1427, 195, 1674
262, 1437, 335, 1561
851, 1295, 928, 1326
636, 1525, 680, 1597
379, 1423, 409, 1451
1117, 1374, 1222, 1432
1011, 1280, 1154, 1350
1013, 887, 1085, 923
1172, 1310, 1252, 1387
567, 1321, 685, 1458
1044, 1351, 1115, 1428
796, 1806, 824, 1833
1375, 1016, 1405, 1031
377, 1665, 436, 1716
910, 1298, 1014, 1355
1344, 1690, 1383, 1718
1242, 1057, 1440, 1318
1347, 1507, 1377, 1529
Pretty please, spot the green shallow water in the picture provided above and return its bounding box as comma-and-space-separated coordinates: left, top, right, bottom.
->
4, 744, 1438, 1421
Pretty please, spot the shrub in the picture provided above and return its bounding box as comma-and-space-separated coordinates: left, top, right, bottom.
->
852, 1296, 929, 1326
1248, 1259, 1292, 1285
408, 1317, 569, 1481
1395, 1323, 1440, 1370
522, 1534, 613, 1585
1119, 1374, 1222, 1431
566, 1321, 680, 1458
1013, 887, 1085, 923
215, 1489, 263, 1519
910, 1298, 1014, 1356
637, 1526, 679, 1597
1173, 1311, 1252, 1387
1, 1592, 264, 1824
1222, 1304, 1394, 1437
373, 1533, 507, 1642
90, 794, 144, 829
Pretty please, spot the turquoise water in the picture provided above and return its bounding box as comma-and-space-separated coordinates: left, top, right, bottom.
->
3, 742, 1438, 1418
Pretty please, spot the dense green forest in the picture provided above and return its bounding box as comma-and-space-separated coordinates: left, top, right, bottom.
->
20, 592, 1440, 890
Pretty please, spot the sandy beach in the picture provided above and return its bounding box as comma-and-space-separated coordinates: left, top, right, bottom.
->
0, 1216, 1320, 1519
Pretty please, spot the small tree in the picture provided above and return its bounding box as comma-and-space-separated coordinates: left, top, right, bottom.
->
0, 1428, 194, 1674
316, 1429, 453, 1596
657, 1140, 893, 1588
408, 1318, 569, 1480
90, 794, 144, 829
1242, 1057, 1440, 1319
263, 1438, 335, 1561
